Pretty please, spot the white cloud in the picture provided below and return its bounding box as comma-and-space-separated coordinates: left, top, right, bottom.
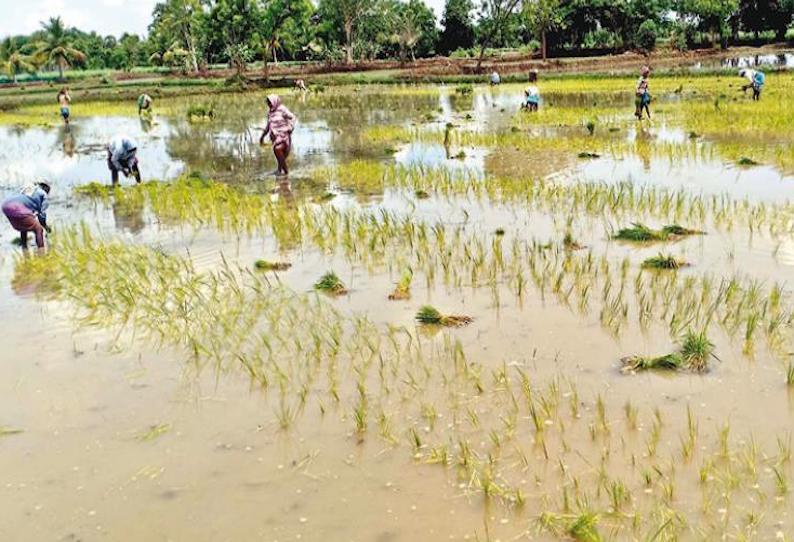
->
0, 0, 159, 38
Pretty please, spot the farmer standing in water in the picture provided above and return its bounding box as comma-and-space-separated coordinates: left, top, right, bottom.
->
2, 181, 51, 249
57, 87, 71, 126
107, 135, 142, 186
259, 95, 296, 176
634, 66, 651, 120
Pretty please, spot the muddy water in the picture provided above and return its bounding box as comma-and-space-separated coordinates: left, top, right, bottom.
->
3, 85, 794, 540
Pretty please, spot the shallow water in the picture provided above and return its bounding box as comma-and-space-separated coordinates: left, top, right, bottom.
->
3, 83, 794, 540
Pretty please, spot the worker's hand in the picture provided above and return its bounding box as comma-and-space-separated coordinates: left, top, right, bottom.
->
44, 225, 52, 234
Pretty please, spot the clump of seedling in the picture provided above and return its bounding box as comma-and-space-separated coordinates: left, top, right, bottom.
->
563, 231, 585, 250
578, 151, 600, 159
737, 156, 759, 166
317, 192, 336, 202
254, 259, 292, 272
388, 270, 413, 300
622, 329, 716, 373
613, 223, 703, 242
641, 253, 690, 270
187, 103, 215, 121
454, 84, 473, 96
495, 228, 505, 236
415, 305, 472, 327
585, 119, 596, 135
415, 189, 430, 199
314, 271, 348, 295
452, 150, 466, 160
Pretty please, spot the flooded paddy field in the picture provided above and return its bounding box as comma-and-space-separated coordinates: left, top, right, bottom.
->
2, 73, 794, 541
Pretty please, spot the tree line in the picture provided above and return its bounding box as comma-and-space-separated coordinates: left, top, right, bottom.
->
2, 0, 793, 81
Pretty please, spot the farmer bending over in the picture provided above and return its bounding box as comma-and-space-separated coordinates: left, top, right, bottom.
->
490, 71, 501, 86
107, 135, 141, 186
138, 93, 153, 116
523, 85, 540, 111
259, 95, 296, 176
739, 68, 765, 101
634, 66, 651, 120
2, 181, 51, 249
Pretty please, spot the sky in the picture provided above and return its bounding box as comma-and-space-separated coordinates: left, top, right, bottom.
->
0, 0, 448, 39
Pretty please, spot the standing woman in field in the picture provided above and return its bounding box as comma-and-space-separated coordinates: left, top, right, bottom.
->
2, 181, 51, 249
57, 87, 71, 126
259, 95, 296, 176
634, 66, 651, 120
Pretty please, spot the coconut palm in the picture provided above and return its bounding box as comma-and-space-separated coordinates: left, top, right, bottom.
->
34, 17, 87, 81
0, 37, 37, 83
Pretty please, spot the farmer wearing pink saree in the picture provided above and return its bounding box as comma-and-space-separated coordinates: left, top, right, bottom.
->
259, 95, 296, 175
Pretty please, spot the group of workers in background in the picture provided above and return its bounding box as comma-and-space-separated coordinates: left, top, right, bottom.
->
1, 64, 768, 250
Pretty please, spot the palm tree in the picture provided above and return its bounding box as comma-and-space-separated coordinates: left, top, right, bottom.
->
35, 17, 87, 81
150, 0, 202, 74
0, 37, 37, 83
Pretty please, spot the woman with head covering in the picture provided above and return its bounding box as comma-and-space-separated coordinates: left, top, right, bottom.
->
259, 95, 297, 176
107, 135, 141, 186
2, 181, 51, 249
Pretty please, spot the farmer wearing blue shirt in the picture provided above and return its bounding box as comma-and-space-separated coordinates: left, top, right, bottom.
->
107, 135, 142, 186
739, 68, 765, 101
2, 182, 51, 249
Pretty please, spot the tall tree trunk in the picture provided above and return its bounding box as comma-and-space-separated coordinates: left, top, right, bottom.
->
344, 21, 354, 64
58, 60, 64, 82
183, 27, 199, 73
541, 30, 547, 60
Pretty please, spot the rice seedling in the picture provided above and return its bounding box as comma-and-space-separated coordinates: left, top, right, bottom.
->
641, 254, 690, 270
0, 426, 23, 437
786, 361, 794, 386
415, 305, 473, 327
388, 269, 413, 300
737, 157, 759, 166
138, 423, 171, 442
578, 151, 600, 159
314, 272, 348, 295
415, 189, 430, 199
254, 260, 292, 271
454, 83, 473, 96
622, 329, 715, 373
186, 103, 215, 121
613, 223, 704, 243
679, 329, 716, 372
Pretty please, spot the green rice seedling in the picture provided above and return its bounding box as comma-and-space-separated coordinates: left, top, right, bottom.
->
578, 151, 601, 159
613, 223, 659, 242
641, 254, 690, 270
623, 330, 714, 373
737, 156, 759, 166
495, 228, 505, 236
388, 270, 413, 300
138, 423, 171, 442
454, 83, 473, 96
773, 467, 788, 495
314, 272, 348, 295
786, 361, 794, 386
415, 305, 473, 327
613, 223, 704, 243
186, 103, 215, 121
563, 231, 585, 250
0, 426, 23, 437
568, 512, 602, 542
621, 353, 683, 372
624, 401, 638, 430
585, 120, 596, 135
254, 260, 292, 271
679, 329, 716, 372
414, 189, 430, 199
